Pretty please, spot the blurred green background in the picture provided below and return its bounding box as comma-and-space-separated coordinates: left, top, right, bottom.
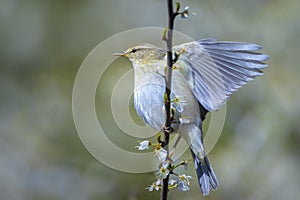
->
1, 0, 299, 199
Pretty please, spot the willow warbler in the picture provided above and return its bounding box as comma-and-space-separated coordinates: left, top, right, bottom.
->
115, 38, 269, 195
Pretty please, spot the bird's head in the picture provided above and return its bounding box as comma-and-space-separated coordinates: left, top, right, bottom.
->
114, 45, 166, 65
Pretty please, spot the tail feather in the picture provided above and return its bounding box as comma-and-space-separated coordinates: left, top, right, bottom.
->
191, 149, 219, 196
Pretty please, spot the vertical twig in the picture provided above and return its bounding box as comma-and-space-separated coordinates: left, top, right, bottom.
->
161, 0, 176, 199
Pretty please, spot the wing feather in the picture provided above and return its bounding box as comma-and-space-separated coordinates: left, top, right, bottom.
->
173, 39, 269, 111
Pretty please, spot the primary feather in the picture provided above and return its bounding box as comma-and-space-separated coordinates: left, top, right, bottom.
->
174, 39, 269, 111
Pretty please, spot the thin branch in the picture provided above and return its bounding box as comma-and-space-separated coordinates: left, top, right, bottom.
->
160, 0, 176, 199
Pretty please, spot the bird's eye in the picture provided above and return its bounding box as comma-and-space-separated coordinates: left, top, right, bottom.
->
131, 48, 137, 53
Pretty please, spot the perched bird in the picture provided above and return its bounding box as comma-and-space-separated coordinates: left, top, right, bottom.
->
115, 38, 269, 196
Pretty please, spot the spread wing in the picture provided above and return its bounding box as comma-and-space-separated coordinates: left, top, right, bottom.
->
173, 38, 269, 111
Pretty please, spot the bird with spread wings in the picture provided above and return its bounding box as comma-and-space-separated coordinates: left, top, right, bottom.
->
115, 38, 269, 195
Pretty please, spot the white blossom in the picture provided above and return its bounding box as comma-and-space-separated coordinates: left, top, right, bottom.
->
170, 94, 188, 113
181, 6, 189, 19
155, 178, 162, 190
180, 174, 193, 183
146, 178, 162, 192
168, 179, 177, 186
157, 161, 170, 179
177, 174, 192, 192
135, 140, 150, 150
155, 148, 168, 162
146, 185, 154, 192
177, 179, 190, 191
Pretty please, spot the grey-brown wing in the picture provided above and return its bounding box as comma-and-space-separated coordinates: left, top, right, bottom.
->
173, 38, 269, 111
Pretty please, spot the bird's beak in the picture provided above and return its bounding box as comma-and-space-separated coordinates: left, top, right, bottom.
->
113, 51, 127, 56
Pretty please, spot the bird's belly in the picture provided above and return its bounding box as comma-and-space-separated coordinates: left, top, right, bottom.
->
134, 71, 200, 130
134, 73, 166, 130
